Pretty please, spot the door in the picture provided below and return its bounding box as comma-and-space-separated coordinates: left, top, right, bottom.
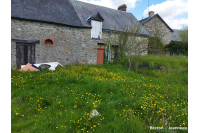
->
16, 43, 36, 69
97, 48, 105, 65
111, 46, 118, 59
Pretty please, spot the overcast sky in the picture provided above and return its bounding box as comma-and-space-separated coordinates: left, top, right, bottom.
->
78, 0, 188, 29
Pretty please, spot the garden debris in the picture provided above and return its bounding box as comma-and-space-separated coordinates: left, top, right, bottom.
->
31, 64, 41, 70
20, 63, 39, 71
21, 62, 64, 71
90, 109, 99, 118
139, 62, 149, 69
35, 62, 64, 70
39, 64, 51, 70
131, 61, 167, 70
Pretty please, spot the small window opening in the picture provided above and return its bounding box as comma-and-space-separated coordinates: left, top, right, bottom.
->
43, 38, 55, 46
97, 44, 105, 49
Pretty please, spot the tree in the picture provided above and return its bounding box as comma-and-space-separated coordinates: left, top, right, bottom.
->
164, 41, 188, 55
148, 27, 165, 55
164, 25, 188, 56
103, 22, 149, 71
178, 25, 188, 43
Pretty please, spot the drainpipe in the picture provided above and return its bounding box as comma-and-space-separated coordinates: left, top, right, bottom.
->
107, 31, 112, 64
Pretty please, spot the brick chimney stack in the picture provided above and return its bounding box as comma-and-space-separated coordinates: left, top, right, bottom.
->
149, 11, 154, 17
118, 4, 127, 11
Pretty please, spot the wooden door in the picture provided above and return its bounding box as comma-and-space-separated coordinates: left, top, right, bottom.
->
16, 43, 36, 69
97, 48, 105, 65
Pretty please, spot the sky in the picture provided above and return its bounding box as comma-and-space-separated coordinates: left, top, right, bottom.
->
78, 0, 188, 29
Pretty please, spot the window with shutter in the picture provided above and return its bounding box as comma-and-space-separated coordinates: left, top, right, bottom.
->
91, 20, 102, 39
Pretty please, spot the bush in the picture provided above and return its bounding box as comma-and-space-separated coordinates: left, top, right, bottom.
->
164, 41, 188, 55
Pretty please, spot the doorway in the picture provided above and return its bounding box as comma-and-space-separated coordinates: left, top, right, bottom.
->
97, 44, 105, 65
16, 43, 36, 69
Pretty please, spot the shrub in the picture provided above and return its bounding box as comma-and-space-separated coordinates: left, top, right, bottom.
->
164, 41, 188, 55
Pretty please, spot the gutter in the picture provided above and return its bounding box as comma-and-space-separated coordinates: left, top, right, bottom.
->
102, 29, 113, 64
107, 31, 112, 64
11, 17, 91, 29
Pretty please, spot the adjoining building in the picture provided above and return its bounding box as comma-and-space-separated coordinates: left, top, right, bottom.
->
140, 11, 174, 45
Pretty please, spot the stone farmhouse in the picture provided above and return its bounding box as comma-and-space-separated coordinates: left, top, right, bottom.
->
11, 0, 150, 69
139, 11, 174, 45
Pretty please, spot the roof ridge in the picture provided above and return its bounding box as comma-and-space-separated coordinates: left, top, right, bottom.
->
75, 0, 132, 14
140, 14, 173, 32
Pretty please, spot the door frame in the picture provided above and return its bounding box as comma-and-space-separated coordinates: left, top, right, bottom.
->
12, 39, 39, 69
16, 43, 36, 69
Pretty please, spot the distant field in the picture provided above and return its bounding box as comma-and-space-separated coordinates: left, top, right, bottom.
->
11, 55, 188, 133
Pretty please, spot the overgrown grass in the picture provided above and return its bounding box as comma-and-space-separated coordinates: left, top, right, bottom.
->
11, 55, 188, 133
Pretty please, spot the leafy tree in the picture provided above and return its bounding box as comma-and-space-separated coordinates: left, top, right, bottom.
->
148, 27, 165, 55
164, 25, 188, 56
178, 25, 188, 42
104, 22, 149, 71
164, 41, 188, 55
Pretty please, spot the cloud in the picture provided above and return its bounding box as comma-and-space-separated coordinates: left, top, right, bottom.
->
78, 0, 138, 10
143, 0, 188, 29
77, 0, 188, 29
165, 18, 188, 29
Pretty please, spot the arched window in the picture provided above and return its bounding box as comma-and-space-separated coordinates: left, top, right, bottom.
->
43, 38, 55, 46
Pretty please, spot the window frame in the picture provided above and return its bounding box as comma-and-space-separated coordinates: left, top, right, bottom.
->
43, 38, 55, 46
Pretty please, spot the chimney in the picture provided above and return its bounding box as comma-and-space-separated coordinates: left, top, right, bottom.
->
118, 4, 127, 11
149, 11, 154, 17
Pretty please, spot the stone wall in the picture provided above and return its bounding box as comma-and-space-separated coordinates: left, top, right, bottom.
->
143, 16, 171, 44
11, 18, 98, 69
11, 18, 149, 69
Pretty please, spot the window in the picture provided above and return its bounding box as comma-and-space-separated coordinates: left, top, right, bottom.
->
43, 38, 55, 46
91, 20, 102, 39
88, 12, 104, 39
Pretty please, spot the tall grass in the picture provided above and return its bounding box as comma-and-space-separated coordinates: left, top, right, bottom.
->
11, 55, 188, 133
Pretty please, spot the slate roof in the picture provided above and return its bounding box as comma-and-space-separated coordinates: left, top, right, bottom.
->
11, 0, 83, 27
71, 0, 150, 36
11, 0, 150, 36
139, 14, 174, 32
171, 29, 182, 41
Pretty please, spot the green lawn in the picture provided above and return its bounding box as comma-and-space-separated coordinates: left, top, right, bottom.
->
11, 55, 188, 133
